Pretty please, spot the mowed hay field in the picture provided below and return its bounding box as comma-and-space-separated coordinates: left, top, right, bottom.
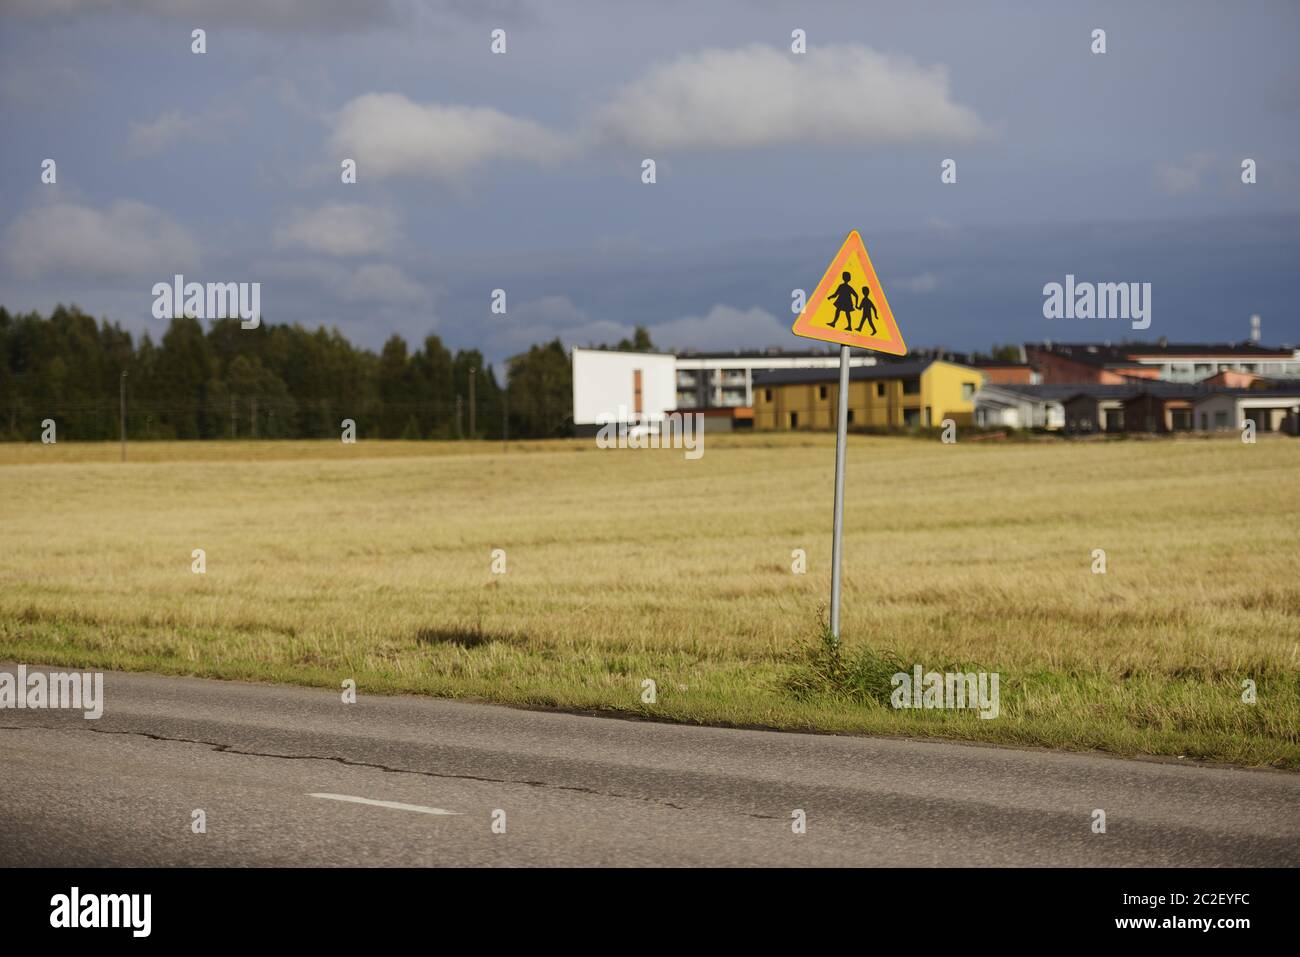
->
1, 434, 1297, 768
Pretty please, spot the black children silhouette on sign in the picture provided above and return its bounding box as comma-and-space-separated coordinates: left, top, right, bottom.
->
827, 271, 858, 329
827, 271, 881, 335
857, 285, 878, 335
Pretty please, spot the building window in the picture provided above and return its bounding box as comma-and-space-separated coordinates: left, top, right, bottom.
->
875, 382, 885, 397
819, 385, 828, 400
847, 410, 855, 424
903, 408, 920, 428
764, 389, 772, 402
962, 382, 976, 401
924, 406, 932, 427
1214, 411, 1228, 429
903, 378, 920, 395
790, 411, 799, 428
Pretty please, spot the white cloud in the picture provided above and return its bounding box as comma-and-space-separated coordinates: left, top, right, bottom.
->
127, 106, 242, 155
561, 319, 637, 345
273, 203, 399, 256
593, 44, 986, 152
261, 257, 430, 307
2, 200, 199, 280
648, 305, 789, 352
128, 110, 196, 155
1156, 152, 1216, 194
485, 296, 624, 355
901, 272, 939, 293
340, 263, 426, 304
925, 217, 958, 238
320, 46, 982, 183
328, 93, 569, 181
0, 61, 86, 105
510, 295, 590, 326
490, 299, 794, 356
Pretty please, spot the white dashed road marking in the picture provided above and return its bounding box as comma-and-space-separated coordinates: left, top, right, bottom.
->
309, 793, 458, 815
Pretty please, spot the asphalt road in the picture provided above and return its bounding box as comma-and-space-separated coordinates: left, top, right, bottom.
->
1, 666, 1296, 866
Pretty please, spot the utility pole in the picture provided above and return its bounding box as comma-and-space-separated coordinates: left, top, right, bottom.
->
455, 395, 463, 439
468, 367, 476, 438
119, 371, 127, 462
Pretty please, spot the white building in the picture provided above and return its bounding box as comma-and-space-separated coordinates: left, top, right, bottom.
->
571, 348, 677, 435
673, 351, 877, 409
572, 347, 878, 433
1192, 389, 1300, 434
973, 385, 1070, 430
1123, 348, 1300, 382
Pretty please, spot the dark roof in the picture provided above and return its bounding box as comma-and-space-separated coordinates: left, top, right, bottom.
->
674, 348, 841, 359
988, 381, 1300, 404
1027, 341, 1293, 364
1196, 387, 1300, 399
978, 384, 1087, 401
1024, 343, 1146, 367
1121, 382, 1210, 401
752, 359, 943, 386
1057, 385, 1145, 404
1121, 343, 1293, 358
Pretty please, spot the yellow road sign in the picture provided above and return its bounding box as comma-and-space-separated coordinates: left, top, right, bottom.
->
791, 230, 907, 356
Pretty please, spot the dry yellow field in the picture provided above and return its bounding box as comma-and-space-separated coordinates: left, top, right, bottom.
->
1, 433, 1297, 767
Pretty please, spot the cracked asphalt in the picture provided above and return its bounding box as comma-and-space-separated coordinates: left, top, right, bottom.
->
1, 666, 1297, 866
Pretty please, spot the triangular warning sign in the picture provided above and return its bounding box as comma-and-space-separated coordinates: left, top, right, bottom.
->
791, 230, 907, 355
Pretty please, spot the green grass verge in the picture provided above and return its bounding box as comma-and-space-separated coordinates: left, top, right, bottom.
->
5, 616, 1296, 769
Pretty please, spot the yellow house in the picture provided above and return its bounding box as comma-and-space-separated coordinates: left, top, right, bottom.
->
751, 359, 985, 431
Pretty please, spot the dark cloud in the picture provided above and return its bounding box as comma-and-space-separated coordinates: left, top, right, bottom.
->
2, 0, 401, 33
0, 1, 1296, 363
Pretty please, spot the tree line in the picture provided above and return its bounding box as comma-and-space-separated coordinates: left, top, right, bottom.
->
0, 304, 605, 441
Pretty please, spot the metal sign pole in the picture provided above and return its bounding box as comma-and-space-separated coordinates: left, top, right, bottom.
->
829, 344, 850, 642
119, 371, 127, 462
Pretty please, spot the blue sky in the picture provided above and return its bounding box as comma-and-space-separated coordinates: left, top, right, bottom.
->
2, 0, 1298, 364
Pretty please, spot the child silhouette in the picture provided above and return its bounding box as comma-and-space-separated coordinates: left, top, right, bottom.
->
856, 285, 878, 335
827, 272, 858, 329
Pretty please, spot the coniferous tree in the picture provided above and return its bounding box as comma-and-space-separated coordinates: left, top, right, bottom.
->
0, 305, 588, 441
